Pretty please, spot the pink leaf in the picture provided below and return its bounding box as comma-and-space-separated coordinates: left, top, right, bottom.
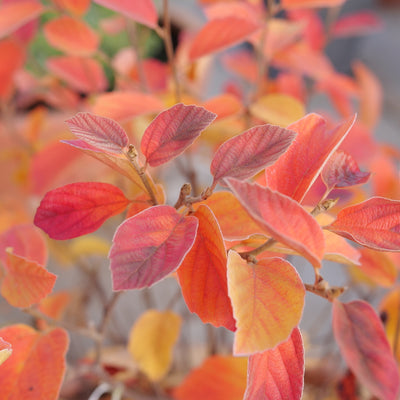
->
227, 179, 325, 269
326, 197, 400, 252
141, 104, 216, 167
93, 0, 158, 29
34, 182, 130, 240
109, 206, 198, 290
210, 124, 296, 186
333, 11, 382, 38
66, 112, 129, 154
244, 327, 304, 400
332, 300, 400, 400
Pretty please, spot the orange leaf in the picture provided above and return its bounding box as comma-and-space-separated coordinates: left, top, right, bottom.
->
380, 289, 400, 361
0, 337, 12, 366
323, 230, 361, 266
201, 93, 242, 120
52, 0, 91, 16
227, 251, 305, 355
37, 291, 71, 331
326, 197, 400, 252
189, 16, 260, 60
0, 0, 43, 38
0, 324, 68, 400
178, 205, 235, 331
244, 327, 304, 400
1, 251, 56, 308
281, 0, 345, 9
265, 113, 356, 203
173, 355, 247, 400
44, 16, 99, 56
333, 300, 400, 400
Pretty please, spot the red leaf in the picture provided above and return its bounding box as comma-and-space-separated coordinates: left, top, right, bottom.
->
93, 0, 157, 29
177, 205, 235, 331
332, 300, 400, 400
210, 124, 296, 186
265, 113, 356, 203
189, 16, 260, 60
43, 16, 99, 56
0, 0, 43, 38
244, 327, 304, 400
326, 197, 400, 252
66, 112, 129, 154
333, 11, 382, 38
110, 205, 198, 290
227, 251, 305, 354
34, 182, 130, 240
281, 0, 345, 9
1, 251, 56, 308
227, 179, 325, 269
0, 324, 68, 400
321, 151, 370, 191
141, 103, 216, 167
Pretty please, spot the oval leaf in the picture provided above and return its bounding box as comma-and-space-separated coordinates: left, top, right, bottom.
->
332, 300, 400, 400
227, 179, 325, 269
34, 182, 130, 240
326, 197, 400, 251
244, 327, 304, 400
210, 124, 296, 186
141, 103, 216, 167
177, 205, 235, 331
109, 205, 198, 290
227, 251, 305, 355
66, 112, 129, 154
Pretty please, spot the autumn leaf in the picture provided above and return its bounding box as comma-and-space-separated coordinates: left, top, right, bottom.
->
173, 355, 247, 400
141, 103, 216, 167
227, 179, 325, 269
227, 251, 305, 355
201, 94, 242, 120
210, 124, 296, 186
333, 11, 382, 38
177, 205, 235, 331
37, 291, 71, 331
52, 0, 90, 16
326, 197, 400, 251
332, 300, 400, 400
281, 0, 345, 9
380, 289, 400, 361
128, 310, 181, 381
244, 327, 304, 400
0, 337, 12, 366
0, 324, 68, 400
34, 182, 130, 240
109, 205, 198, 290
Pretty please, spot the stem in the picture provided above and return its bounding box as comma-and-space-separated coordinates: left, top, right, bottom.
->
305, 281, 346, 302
238, 237, 276, 261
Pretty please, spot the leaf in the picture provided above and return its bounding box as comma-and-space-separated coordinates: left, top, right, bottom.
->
322, 151, 370, 191
43, 16, 99, 56
109, 205, 198, 290
333, 11, 382, 38
0, 337, 12, 366
332, 300, 400, 400
265, 113, 356, 203
211, 124, 296, 186
201, 94, 243, 120
0, 324, 68, 400
177, 205, 235, 331
189, 16, 260, 60
34, 182, 130, 240
227, 179, 325, 269
281, 0, 345, 9
173, 355, 247, 400
128, 310, 181, 381
0, 0, 43, 39
141, 103, 216, 167
66, 112, 129, 154
380, 289, 400, 361
37, 291, 71, 331
1, 251, 56, 308
227, 251, 305, 355
326, 197, 400, 252
244, 327, 304, 400
52, 0, 91, 16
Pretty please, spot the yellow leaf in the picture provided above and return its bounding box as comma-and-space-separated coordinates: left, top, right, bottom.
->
128, 310, 181, 381
69, 236, 110, 259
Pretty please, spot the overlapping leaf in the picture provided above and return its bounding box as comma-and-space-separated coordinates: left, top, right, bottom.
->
333, 300, 400, 400
227, 251, 305, 355
0, 324, 68, 400
210, 124, 296, 186
109, 205, 198, 290
141, 103, 216, 167
66, 112, 129, 154
244, 327, 304, 400
265, 113, 356, 203
128, 310, 181, 381
177, 205, 235, 331
326, 197, 400, 251
227, 179, 325, 269
34, 182, 130, 240
0, 337, 12, 366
